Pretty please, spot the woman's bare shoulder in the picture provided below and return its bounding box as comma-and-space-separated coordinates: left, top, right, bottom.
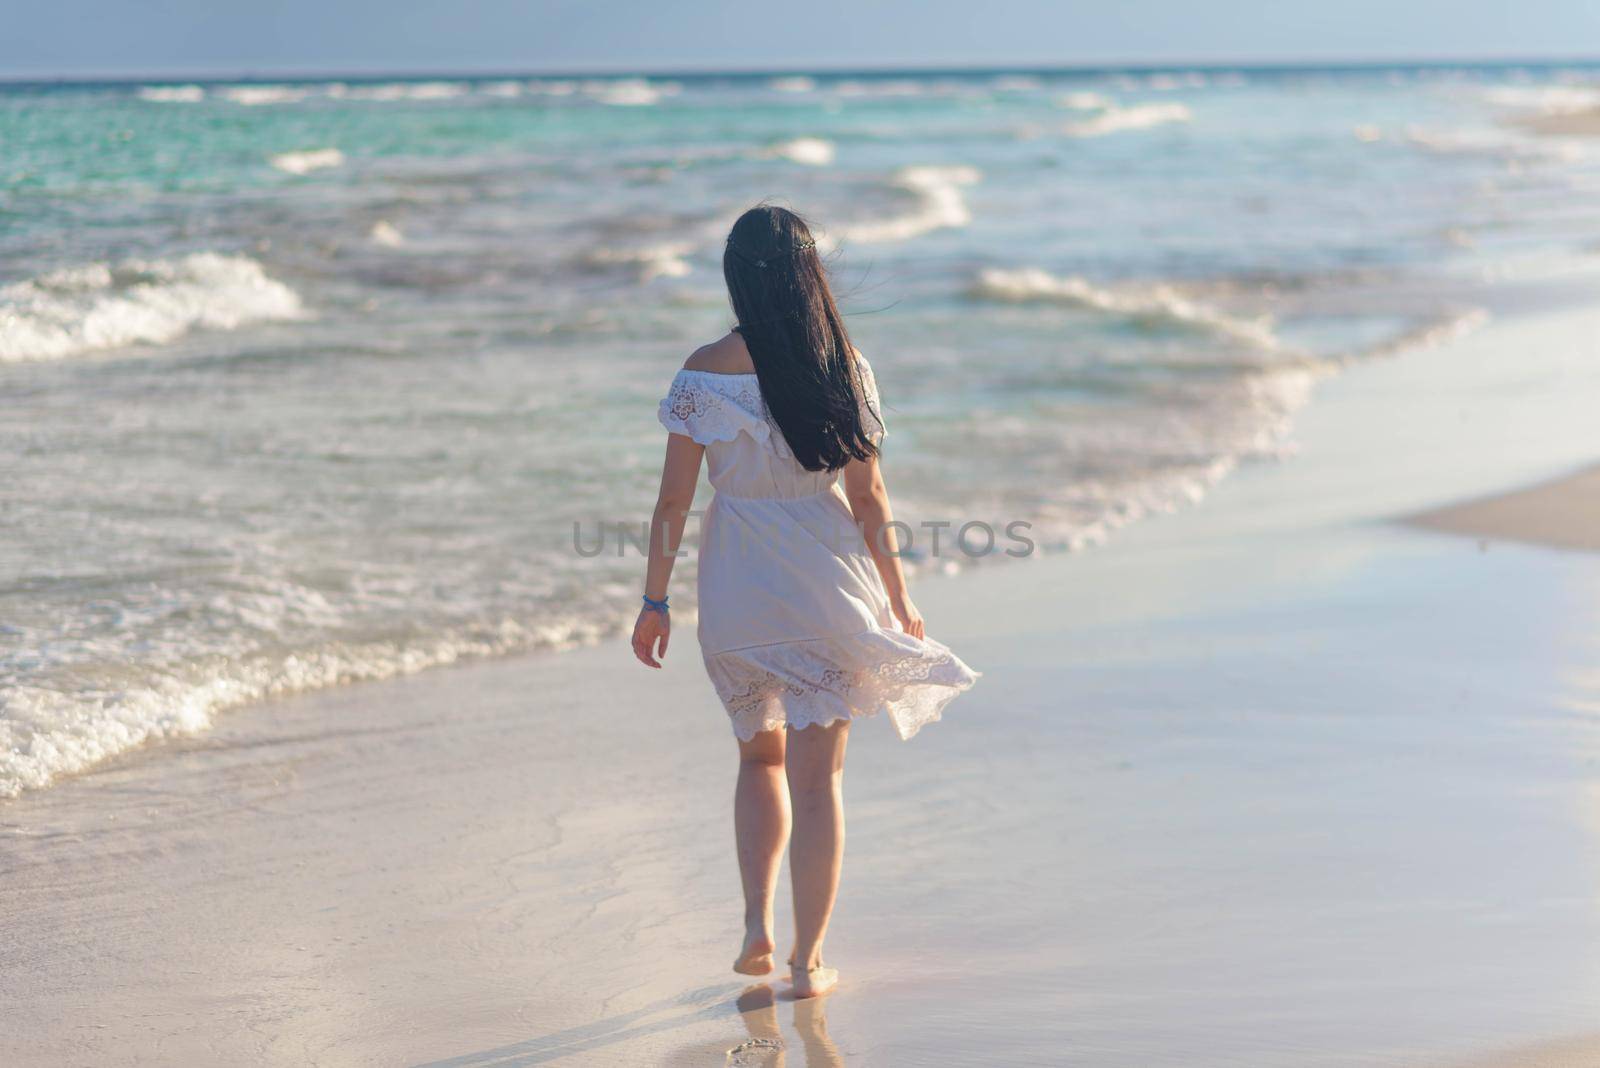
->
684, 331, 755, 374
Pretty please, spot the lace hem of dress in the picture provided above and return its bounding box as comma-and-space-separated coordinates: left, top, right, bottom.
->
704, 628, 979, 742
657, 372, 772, 446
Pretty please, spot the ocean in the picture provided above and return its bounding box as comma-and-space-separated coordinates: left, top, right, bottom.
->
4, 62, 1599, 796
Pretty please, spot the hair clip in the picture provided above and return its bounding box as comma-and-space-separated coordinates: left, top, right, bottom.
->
726, 235, 815, 268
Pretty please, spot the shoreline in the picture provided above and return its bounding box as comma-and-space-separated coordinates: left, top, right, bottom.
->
10, 269, 1595, 807
6, 297, 1600, 1063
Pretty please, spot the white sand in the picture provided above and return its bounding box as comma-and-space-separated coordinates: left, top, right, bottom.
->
1410, 464, 1600, 553
1444, 1033, 1600, 1068
7, 301, 1600, 1065
1513, 108, 1600, 137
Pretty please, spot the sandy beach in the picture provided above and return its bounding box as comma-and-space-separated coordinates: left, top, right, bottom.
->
5, 285, 1600, 1065
1511, 108, 1600, 137
1411, 465, 1600, 554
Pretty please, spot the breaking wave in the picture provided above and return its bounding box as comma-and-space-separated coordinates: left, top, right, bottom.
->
218, 84, 312, 106
1062, 103, 1192, 137
578, 242, 694, 281
585, 79, 677, 107
835, 165, 980, 245
0, 253, 305, 363
767, 137, 836, 166
269, 147, 345, 175
970, 267, 1282, 350
0, 615, 616, 798
138, 85, 205, 103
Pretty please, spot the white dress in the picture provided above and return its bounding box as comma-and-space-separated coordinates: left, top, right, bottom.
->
658, 358, 978, 741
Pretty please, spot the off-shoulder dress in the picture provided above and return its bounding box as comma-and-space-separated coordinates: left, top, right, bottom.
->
657, 357, 978, 741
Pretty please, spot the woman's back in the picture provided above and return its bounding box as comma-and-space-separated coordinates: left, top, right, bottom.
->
659, 332, 885, 500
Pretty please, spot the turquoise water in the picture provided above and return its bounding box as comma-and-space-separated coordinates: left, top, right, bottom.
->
4, 64, 1600, 796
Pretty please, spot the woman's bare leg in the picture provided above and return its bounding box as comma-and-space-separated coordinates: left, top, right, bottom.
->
785, 720, 849, 997
734, 727, 789, 975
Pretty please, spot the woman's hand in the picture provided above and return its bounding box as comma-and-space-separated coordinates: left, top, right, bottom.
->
890, 594, 924, 640
632, 608, 670, 668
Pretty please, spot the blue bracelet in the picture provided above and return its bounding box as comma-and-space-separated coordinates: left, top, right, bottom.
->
642, 594, 670, 614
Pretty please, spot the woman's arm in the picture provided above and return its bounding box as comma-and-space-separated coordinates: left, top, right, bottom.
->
841, 455, 925, 640
632, 432, 704, 668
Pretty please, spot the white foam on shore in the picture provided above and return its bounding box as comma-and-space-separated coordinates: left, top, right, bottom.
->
767, 137, 836, 166
0, 253, 305, 363
971, 267, 1282, 350
1349, 307, 1489, 361
138, 85, 205, 103
269, 147, 345, 175
1062, 103, 1192, 137
835, 165, 981, 245
0, 616, 614, 799
768, 76, 817, 93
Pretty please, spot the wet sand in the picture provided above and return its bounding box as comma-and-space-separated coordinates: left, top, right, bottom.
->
6, 302, 1600, 1065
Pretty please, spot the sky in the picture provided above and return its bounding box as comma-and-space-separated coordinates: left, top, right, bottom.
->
5, 0, 1600, 79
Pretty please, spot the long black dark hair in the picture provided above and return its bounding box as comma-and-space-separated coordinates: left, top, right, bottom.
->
723, 205, 880, 472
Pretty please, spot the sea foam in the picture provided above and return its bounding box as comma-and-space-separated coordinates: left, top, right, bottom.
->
270, 147, 345, 175
1401, 125, 1582, 163
369, 220, 405, 247
585, 79, 676, 106
971, 268, 1281, 350
0, 615, 613, 798
219, 85, 312, 106
1056, 91, 1112, 110
768, 137, 836, 166
0, 253, 305, 363
835, 165, 981, 245
579, 242, 694, 281
1062, 103, 1192, 137
138, 85, 205, 103
1482, 85, 1600, 115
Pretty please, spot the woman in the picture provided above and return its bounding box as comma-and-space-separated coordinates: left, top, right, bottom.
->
631, 205, 978, 998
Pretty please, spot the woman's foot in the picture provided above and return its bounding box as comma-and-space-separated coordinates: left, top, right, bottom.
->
790, 961, 838, 999
733, 927, 776, 975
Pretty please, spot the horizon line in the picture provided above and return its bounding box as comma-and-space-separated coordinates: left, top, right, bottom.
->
4, 52, 1600, 87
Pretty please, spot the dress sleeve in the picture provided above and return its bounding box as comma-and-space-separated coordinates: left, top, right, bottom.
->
855, 354, 887, 446
658, 371, 772, 445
